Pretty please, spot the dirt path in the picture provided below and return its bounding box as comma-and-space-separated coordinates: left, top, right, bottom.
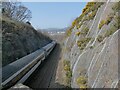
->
24, 43, 65, 88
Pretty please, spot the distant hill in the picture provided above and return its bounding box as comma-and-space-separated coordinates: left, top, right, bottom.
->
39, 27, 68, 33
37, 27, 68, 43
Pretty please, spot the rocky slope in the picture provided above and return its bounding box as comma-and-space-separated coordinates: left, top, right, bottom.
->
2, 17, 51, 67
59, 1, 119, 88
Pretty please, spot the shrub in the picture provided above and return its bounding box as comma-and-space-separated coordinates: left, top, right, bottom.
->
77, 38, 91, 50
97, 35, 104, 42
72, 20, 77, 27
64, 65, 70, 71
66, 70, 72, 78
99, 20, 106, 29
76, 23, 82, 29
63, 60, 72, 87
82, 15, 89, 21
88, 10, 97, 20
63, 60, 70, 66
76, 32, 81, 36
76, 76, 87, 84
81, 27, 89, 35
76, 76, 88, 89
79, 84, 87, 89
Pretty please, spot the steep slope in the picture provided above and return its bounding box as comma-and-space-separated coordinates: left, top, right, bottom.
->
60, 1, 119, 88
2, 17, 51, 67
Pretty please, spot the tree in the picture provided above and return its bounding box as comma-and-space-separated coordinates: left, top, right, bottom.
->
2, 1, 32, 22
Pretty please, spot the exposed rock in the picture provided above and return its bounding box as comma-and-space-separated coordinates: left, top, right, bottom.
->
60, 1, 119, 88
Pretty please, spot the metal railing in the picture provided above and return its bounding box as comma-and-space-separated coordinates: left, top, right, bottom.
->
1, 41, 56, 89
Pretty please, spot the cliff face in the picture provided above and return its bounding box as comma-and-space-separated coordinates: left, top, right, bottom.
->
62, 1, 119, 88
2, 17, 51, 67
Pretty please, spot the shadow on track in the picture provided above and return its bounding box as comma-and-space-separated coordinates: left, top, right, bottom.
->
24, 43, 66, 88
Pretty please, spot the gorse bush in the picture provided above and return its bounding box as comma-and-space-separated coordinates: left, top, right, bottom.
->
76, 76, 87, 84
76, 76, 88, 89
76, 23, 82, 29
63, 60, 72, 87
64, 65, 70, 71
88, 10, 97, 20
76, 32, 81, 36
63, 60, 70, 66
81, 27, 89, 35
66, 2, 104, 37
77, 38, 91, 50
82, 2, 96, 15
99, 20, 106, 29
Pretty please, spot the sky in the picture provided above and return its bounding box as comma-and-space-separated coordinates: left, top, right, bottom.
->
23, 2, 87, 29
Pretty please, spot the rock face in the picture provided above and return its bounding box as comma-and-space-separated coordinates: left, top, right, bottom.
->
2, 17, 51, 67
62, 1, 119, 88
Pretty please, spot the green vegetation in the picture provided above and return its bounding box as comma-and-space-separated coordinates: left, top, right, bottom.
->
65, 2, 104, 37
77, 38, 91, 50
99, 20, 106, 29
88, 10, 97, 20
76, 32, 81, 36
81, 27, 89, 35
99, 13, 114, 29
63, 60, 72, 87
97, 35, 104, 42
77, 23, 82, 29
76, 76, 88, 89
105, 14, 114, 25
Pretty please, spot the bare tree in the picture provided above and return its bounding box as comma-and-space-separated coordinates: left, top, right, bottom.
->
2, 1, 32, 22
